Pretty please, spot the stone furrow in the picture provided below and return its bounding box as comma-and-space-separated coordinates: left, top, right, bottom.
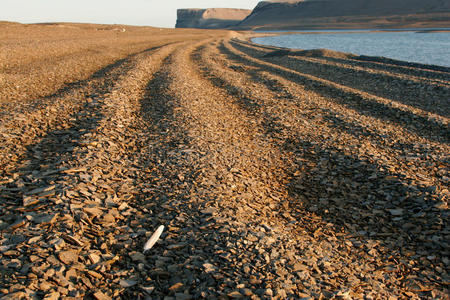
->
234, 39, 450, 117
234, 40, 450, 118
216, 40, 449, 190
190, 39, 449, 298
160, 41, 302, 298
227, 40, 449, 144
0, 43, 178, 299
0, 43, 175, 181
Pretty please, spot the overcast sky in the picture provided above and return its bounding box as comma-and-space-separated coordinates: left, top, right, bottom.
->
0, 0, 261, 28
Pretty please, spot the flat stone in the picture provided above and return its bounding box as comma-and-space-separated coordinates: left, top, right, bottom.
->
141, 286, 155, 295
120, 279, 137, 288
61, 235, 83, 246
26, 185, 56, 196
9, 219, 26, 230
129, 252, 146, 263
102, 213, 116, 223
203, 263, 216, 273
58, 250, 78, 265
65, 268, 78, 281
166, 243, 187, 250
23, 196, 41, 207
264, 289, 273, 296
87, 270, 103, 279
201, 207, 216, 215
293, 263, 308, 272
388, 209, 404, 216
88, 253, 101, 264
84, 207, 103, 216
228, 291, 243, 298
168, 282, 184, 291
43, 291, 60, 300
53, 272, 70, 287
93, 291, 111, 300
33, 213, 57, 225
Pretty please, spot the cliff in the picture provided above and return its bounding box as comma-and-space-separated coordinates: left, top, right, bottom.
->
176, 8, 251, 29
236, 0, 450, 30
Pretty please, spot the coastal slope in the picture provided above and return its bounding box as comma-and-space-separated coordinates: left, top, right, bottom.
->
0, 23, 449, 299
236, 0, 450, 30
176, 8, 251, 29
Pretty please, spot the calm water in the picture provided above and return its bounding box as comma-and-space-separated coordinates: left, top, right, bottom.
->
252, 31, 450, 67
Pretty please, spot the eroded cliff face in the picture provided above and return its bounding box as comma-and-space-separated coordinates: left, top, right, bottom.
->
176, 8, 251, 29
237, 0, 450, 30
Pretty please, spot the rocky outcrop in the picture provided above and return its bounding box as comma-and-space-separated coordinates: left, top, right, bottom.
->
236, 0, 450, 30
176, 8, 251, 29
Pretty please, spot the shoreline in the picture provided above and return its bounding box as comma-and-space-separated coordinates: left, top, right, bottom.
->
245, 29, 450, 70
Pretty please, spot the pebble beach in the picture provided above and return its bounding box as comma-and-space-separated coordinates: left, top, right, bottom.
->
0, 23, 449, 299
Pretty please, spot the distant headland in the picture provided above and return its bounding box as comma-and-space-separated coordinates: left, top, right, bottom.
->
176, 0, 450, 30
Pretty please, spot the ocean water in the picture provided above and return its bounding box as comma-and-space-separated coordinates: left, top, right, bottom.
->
252, 31, 450, 67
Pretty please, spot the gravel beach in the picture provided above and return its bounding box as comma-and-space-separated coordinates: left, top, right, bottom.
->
0, 23, 449, 299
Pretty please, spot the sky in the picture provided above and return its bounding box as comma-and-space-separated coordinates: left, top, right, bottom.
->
0, 0, 262, 28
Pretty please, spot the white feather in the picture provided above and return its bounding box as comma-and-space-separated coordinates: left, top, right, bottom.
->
143, 225, 164, 253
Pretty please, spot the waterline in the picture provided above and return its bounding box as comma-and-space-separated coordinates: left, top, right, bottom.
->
252, 31, 450, 67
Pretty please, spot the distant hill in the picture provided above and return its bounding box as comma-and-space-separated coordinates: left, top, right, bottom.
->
0, 21, 21, 26
176, 8, 252, 29
235, 0, 450, 30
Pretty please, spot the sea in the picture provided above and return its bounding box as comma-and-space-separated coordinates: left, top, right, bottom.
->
251, 29, 450, 67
